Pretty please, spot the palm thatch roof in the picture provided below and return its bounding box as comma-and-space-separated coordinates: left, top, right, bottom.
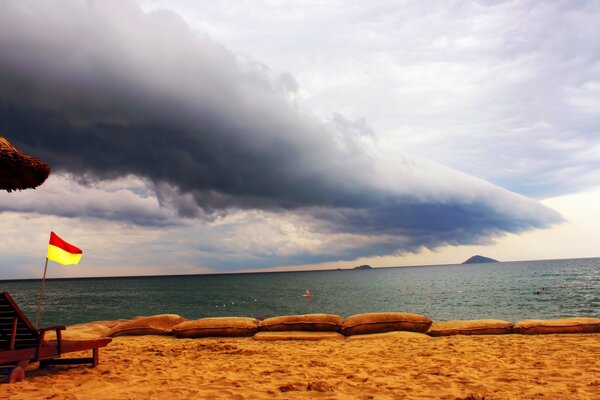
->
0, 136, 51, 192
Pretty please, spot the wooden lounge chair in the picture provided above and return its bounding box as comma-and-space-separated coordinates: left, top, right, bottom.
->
0, 292, 111, 383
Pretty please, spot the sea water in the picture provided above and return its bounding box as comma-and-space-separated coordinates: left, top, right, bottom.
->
1, 258, 598, 326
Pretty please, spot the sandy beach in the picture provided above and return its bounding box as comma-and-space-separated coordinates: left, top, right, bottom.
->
2, 332, 599, 399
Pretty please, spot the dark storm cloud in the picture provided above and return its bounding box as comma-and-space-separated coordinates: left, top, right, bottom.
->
0, 0, 375, 212
0, 0, 562, 262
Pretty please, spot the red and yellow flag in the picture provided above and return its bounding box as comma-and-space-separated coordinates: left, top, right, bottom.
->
47, 232, 83, 265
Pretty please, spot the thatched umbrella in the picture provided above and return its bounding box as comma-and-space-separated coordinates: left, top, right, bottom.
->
0, 136, 51, 192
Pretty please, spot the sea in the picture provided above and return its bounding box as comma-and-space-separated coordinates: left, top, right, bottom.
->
1, 258, 599, 327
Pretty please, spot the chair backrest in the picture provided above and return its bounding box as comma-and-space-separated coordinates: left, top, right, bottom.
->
0, 292, 40, 350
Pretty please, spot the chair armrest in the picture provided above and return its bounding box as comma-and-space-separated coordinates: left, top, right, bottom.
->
38, 326, 66, 358
39, 326, 66, 344
39, 325, 66, 335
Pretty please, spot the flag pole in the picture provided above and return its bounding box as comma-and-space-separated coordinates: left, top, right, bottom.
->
35, 257, 49, 329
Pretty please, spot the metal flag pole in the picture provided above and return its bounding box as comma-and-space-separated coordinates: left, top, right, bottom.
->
35, 257, 49, 329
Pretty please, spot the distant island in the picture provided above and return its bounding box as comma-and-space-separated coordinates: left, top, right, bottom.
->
353, 264, 373, 270
462, 255, 498, 264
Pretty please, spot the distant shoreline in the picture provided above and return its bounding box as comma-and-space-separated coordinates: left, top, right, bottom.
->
1, 255, 599, 282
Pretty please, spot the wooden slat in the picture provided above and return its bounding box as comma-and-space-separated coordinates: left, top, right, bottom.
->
12, 333, 37, 338
0, 335, 38, 340
0, 324, 35, 330
0, 293, 37, 336
0, 328, 35, 334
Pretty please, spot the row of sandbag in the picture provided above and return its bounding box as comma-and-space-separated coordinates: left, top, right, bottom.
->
104, 312, 600, 338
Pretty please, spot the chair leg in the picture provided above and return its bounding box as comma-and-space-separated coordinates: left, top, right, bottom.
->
92, 348, 99, 367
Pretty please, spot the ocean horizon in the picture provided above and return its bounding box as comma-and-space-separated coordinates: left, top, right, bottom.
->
1, 257, 598, 327
3, 255, 598, 281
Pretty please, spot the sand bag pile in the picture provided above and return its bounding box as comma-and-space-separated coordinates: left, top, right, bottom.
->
427, 319, 514, 336
254, 314, 343, 340
108, 314, 186, 337
513, 317, 600, 334
341, 312, 432, 336
91, 319, 132, 329
44, 323, 106, 341
345, 331, 431, 340
44, 319, 130, 341
259, 314, 343, 332
253, 331, 345, 341
173, 317, 259, 338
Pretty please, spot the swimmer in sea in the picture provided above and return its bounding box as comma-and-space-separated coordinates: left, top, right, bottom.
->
304, 288, 312, 297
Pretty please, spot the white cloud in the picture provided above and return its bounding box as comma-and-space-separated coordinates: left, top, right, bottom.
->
0, 174, 177, 225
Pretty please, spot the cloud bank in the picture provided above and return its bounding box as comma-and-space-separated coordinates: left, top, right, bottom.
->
157, 0, 600, 198
0, 0, 562, 269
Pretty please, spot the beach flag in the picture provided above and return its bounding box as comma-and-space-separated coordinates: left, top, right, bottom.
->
47, 231, 83, 265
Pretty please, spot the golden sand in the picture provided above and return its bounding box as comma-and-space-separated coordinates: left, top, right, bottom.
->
2, 333, 599, 399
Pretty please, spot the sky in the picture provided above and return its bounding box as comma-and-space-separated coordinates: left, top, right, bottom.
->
0, 0, 599, 279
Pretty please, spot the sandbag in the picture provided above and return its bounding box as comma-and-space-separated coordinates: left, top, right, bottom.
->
253, 331, 344, 341
173, 317, 259, 338
427, 319, 514, 336
259, 314, 342, 332
90, 319, 131, 329
342, 312, 432, 336
345, 331, 430, 341
107, 314, 186, 337
513, 317, 600, 335
44, 322, 114, 341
